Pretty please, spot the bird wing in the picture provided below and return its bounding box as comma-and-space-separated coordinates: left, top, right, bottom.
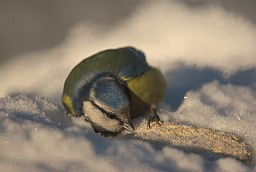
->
117, 47, 148, 81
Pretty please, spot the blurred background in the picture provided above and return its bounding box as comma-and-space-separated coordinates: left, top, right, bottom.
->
0, 0, 141, 62
1, 0, 256, 63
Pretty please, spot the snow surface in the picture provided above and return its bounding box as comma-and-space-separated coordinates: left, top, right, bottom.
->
1, 1, 256, 171
1, 84, 255, 172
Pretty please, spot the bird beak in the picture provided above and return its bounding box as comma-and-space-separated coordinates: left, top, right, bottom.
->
123, 119, 135, 133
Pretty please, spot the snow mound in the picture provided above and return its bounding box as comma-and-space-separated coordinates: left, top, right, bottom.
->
0, 86, 255, 171
172, 81, 256, 147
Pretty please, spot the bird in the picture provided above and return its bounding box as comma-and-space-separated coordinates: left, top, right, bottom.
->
62, 47, 166, 136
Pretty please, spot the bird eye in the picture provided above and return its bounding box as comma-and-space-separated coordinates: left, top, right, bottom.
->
106, 113, 117, 119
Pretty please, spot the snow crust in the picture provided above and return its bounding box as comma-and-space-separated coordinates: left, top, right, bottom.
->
0, 83, 255, 171
172, 81, 256, 147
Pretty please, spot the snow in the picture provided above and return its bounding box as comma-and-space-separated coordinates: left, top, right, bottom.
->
1, 86, 255, 171
1, 1, 256, 171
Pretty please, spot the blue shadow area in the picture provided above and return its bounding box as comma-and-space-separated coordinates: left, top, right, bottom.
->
164, 63, 256, 111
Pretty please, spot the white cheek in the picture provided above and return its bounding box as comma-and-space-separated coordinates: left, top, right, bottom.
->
83, 101, 121, 132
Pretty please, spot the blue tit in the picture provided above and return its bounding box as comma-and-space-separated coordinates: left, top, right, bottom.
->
62, 47, 166, 136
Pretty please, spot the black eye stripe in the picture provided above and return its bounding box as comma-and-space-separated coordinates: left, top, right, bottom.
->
89, 100, 121, 122
106, 113, 117, 119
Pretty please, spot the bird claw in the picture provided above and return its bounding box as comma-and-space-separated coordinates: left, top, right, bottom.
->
147, 108, 162, 129
147, 115, 162, 129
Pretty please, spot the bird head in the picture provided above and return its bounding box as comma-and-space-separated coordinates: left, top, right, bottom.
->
82, 74, 135, 136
